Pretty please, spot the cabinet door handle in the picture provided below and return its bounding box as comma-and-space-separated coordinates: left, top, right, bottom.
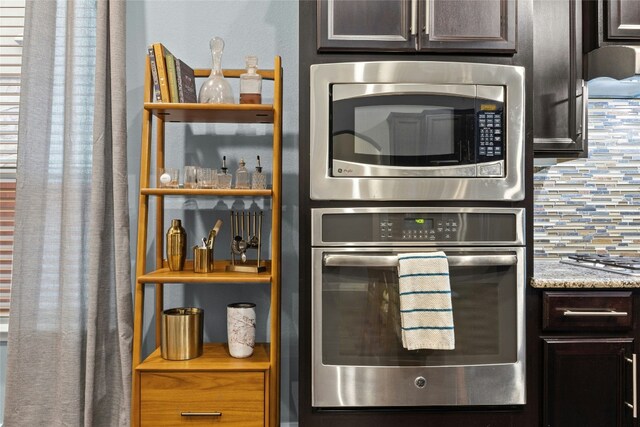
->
625, 354, 637, 418
424, 0, 430, 34
410, 0, 418, 35
181, 411, 222, 417
576, 79, 587, 137
562, 309, 628, 317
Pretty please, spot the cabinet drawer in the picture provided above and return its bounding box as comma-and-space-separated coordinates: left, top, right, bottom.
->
543, 291, 633, 331
140, 371, 265, 426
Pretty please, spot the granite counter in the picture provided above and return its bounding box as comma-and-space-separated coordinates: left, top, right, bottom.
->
532, 259, 640, 288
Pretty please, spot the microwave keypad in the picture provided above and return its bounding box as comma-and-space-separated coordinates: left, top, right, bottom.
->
478, 112, 503, 158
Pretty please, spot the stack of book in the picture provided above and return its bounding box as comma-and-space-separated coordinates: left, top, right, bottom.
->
147, 43, 198, 103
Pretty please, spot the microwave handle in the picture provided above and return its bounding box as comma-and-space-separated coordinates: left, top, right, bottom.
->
323, 253, 517, 268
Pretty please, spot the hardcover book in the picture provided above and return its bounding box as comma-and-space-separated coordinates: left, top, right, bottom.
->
175, 58, 198, 103
165, 52, 180, 103
147, 46, 161, 102
152, 43, 172, 103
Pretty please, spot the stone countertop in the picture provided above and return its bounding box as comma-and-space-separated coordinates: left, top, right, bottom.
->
532, 259, 640, 288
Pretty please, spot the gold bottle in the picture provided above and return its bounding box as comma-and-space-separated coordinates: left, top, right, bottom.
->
166, 219, 186, 271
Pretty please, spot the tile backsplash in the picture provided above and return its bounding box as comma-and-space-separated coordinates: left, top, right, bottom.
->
534, 99, 640, 258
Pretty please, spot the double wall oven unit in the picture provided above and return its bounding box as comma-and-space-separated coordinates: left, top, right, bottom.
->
310, 61, 525, 201
312, 207, 526, 407
306, 61, 528, 412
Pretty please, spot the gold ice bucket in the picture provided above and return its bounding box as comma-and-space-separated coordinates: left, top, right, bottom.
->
161, 307, 204, 360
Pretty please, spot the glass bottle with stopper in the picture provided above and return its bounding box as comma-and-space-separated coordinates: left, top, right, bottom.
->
199, 37, 234, 104
217, 156, 232, 189
239, 56, 262, 104
251, 155, 267, 189
234, 158, 250, 189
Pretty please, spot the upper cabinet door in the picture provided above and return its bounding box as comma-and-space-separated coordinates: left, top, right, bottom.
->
584, 0, 640, 51
316, 0, 517, 53
317, 0, 415, 51
418, 0, 517, 52
533, 0, 587, 157
607, 0, 640, 40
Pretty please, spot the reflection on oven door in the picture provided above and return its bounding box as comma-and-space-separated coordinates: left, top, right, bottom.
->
322, 263, 516, 368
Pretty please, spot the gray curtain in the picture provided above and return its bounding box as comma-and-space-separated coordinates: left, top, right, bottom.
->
4, 0, 133, 425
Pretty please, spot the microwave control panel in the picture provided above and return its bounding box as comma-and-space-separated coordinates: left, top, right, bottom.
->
477, 111, 503, 161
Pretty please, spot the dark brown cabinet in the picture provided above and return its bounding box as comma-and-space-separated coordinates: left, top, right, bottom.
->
544, 339, 634, 427
317, 0, 517, 52
317, 0, 414, 51
533, 0, 587, 157
608, 0, 640, 39
542, 291, 637, 427
584, 0, 640, 51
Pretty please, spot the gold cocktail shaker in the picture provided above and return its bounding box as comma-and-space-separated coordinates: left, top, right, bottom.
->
166, 219, 186, 271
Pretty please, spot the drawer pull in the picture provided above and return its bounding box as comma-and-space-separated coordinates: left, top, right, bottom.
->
180, 411, 222, 417
562, 310, 628, 317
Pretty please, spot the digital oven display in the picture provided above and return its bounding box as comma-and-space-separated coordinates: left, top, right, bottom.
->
404, 217, 434, 230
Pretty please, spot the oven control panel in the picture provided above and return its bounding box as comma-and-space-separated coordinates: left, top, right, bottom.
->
315, 208, 524, 246
380, 216, 459, 241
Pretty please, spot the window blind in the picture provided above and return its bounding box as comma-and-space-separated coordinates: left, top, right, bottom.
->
0, 0, 25, 318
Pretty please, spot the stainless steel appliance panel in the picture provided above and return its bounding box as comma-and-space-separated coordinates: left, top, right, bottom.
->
310, 61, 525, 201
310, 207, 526, 408
311, 246, 526, 407
312, 207, 525, 247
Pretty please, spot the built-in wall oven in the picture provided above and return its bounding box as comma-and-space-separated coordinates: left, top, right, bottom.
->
310, 61, 525, 201
311, 207, 526, 407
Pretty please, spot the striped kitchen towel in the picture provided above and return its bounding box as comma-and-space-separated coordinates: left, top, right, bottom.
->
397, 252, 455, 350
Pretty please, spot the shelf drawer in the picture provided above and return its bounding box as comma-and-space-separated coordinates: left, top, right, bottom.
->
543, 291, 633, 331
140, 371, 265, 426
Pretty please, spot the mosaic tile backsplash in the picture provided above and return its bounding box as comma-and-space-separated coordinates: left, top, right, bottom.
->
534, 99, 640, 258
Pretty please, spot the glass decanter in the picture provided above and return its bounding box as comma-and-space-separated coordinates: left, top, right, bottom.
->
199, 37, 234, 104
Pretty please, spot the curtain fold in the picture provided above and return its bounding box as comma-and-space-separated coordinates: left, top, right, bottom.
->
4, 0, 133, 425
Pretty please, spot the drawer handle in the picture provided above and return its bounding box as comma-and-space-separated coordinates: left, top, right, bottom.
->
180, 411, 222, 417
563, 310, 628, 317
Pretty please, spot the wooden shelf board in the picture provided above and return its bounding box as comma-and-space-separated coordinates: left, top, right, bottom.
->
141, 188, 272, 197
136, 342, 271, 372
138, 260, 272, 284
144, 103, 274, 123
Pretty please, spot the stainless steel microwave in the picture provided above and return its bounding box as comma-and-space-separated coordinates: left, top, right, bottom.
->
310, 61, 525, 201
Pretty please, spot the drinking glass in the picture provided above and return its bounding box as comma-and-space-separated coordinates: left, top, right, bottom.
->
184, 166, 197, 189
159, 168, 179, 188
197, 167, 214, 189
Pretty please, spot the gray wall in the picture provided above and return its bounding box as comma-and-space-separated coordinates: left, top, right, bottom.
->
125, 1, 299, 424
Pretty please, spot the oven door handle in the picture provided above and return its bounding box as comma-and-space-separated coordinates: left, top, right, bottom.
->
323, 253, 518, 268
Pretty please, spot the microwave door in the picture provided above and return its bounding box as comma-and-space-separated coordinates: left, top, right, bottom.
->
331, 91, 477, 178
